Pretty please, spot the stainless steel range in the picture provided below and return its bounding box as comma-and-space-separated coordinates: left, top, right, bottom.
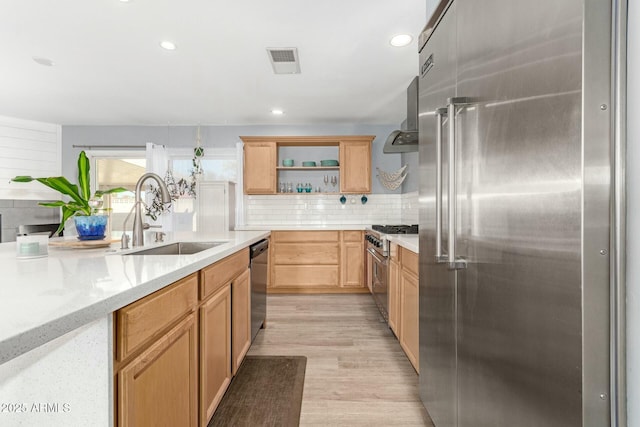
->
365, 224, 418, 321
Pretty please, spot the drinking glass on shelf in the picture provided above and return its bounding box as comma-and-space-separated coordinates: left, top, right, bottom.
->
331, 176, 337, 189
323, 175, 329, 192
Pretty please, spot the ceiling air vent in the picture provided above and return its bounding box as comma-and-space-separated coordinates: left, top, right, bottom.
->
266, 47, 301, 74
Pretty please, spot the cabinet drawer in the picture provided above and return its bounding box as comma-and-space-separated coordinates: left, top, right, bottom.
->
402, 248, 419, 277
272, 265, 339, 288
117, 273, 198, 361
273, 230, 339, 242
342, 230, 363, 242
274, 242, 339, 265
200, 248, 249, 299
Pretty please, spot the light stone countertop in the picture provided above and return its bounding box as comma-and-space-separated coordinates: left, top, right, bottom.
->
386, 235, 419, 253
236, 224, 369, 231
0, 230, 269, 365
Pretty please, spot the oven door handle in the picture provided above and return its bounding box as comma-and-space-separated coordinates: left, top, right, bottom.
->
367, 248, 387, 265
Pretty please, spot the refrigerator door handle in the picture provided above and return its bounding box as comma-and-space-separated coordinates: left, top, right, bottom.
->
447, 97, 471, 270
435, 107, 448, 263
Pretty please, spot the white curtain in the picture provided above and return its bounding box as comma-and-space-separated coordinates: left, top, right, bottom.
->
145, 142, 173, 231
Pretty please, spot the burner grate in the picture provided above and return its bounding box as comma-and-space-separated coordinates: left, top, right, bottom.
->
371, 224, 418, 234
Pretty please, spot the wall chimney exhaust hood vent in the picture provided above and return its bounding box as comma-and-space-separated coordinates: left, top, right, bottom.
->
383, 76, 419, 153
267, 47, 301, 74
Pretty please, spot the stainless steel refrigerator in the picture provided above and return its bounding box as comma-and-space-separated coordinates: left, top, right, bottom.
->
418, 0, 616, 426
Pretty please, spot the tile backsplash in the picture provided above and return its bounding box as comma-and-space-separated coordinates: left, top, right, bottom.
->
244, 191, 419, 226
0, 200, 60, 242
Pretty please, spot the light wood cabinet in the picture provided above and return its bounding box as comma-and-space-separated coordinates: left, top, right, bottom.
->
199, 250, 250, 425
243, 141, 277, 194
118, 313, 198, 427
200, 248, 249, 299
116, 273, 198, 362
399, 247, 419, 373
232, 268, 251, 375
199, 284, 231, 427
116, 246, 254, 427
388, 243, 400, 336
240, 136, 374, 195
340, 139, 371, 193
341, 230, 365, 288
270, 230, 368, 293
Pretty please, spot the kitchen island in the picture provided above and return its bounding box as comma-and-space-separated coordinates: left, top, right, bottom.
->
0, 230, 268, 427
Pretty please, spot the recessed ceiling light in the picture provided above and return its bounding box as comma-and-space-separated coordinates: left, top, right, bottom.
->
271, 109, 284, 115
159, 41, 177, 50
32, 56, 55, 66
119, 0, 132, 2
390, 34, 413, 47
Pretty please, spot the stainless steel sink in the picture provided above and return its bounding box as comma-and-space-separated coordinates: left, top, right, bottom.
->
125, 241, 226, 255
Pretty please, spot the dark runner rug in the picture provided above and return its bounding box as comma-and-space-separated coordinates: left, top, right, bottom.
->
208, 355, 307, 427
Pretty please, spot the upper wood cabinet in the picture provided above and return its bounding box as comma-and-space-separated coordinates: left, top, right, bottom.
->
339, 140, 372, 193
240, 136, 374, 195
243, 140, 277, 194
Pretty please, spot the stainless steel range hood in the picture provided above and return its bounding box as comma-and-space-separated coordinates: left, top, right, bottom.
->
383, 76, 419, 153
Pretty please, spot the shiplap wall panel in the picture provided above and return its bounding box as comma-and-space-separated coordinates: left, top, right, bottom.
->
0, 116, 61, 200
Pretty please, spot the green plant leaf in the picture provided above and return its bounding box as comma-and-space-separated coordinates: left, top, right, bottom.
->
95, 187, 129, 196
11, 175, 86, 206
77, 151, 91, 202
58, 206, 77, 236
11, 176, 37, 183
38, 201, 68, 208
35, 177, 85, 205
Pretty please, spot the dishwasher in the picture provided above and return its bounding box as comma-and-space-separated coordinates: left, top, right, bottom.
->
249, 239, 268, 341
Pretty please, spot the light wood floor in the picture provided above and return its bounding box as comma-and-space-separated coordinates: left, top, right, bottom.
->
247, 294, 434, 426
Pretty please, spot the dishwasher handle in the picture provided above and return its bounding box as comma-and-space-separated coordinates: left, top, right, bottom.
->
250, 239, 269, 258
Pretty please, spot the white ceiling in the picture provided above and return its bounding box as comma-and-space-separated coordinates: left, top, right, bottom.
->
0, 0, 426, 126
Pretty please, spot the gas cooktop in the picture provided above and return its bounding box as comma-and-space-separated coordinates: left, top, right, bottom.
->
371, 224, 418, 234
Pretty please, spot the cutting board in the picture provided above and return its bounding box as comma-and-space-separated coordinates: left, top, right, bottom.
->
49, 238, 119, 249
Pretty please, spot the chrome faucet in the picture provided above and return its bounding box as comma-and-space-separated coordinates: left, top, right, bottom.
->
129, 172, 171, 247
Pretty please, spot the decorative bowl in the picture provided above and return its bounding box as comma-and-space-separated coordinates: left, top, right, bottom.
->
282, 159, 294, 167
320, 159, 339, 166
302, 161, 316, 167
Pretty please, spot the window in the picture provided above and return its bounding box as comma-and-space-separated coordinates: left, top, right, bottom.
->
90, 152, 146, 238
89, 147, 239, 236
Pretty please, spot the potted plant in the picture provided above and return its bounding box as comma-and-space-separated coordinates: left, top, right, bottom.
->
11, 151, 128, 240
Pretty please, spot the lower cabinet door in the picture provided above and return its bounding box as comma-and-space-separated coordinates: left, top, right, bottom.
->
388, 258, 400, 335
232, 268, 252, 375
200, 284, 232, 426
118, 313, 198, 427
400, 270, 419, 373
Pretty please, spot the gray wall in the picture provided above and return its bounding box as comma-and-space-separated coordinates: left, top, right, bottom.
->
62, 124, 405, 194
400, 151, 419, 193
0, 200, 60, 242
